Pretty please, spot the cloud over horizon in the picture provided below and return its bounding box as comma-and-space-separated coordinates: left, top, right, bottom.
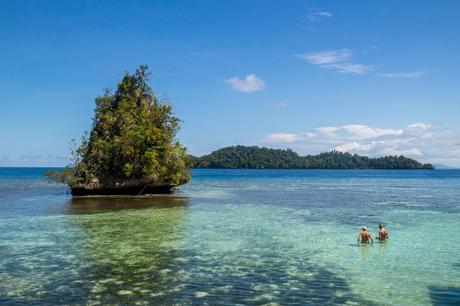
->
379, 70, 427, 78
261, 123, 460, 166
306, 9, 332, 22
226, 74, 265, 92
296, 49, 371, 75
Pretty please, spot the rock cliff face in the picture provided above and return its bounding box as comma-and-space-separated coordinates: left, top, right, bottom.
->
70, 178, 186, 196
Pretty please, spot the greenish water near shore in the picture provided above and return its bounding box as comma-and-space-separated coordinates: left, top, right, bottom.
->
0, 168, 459, 305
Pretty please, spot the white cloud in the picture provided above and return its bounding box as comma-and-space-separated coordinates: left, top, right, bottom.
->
298, 49, 352, 65
336, 125, 402, 139
265, 133, 299, 143
334, 141, 423, 157
407, 122, 431, 130
304, 132, 317, 139
226, 74, 265, 92
306, 9, 332, 22
260, 123, 460, 167
380, 70, 427, 78
404, 123, 432, 136
334, 142, 374, 153
297, 49, 371, 75
315, 126, 340, 137
324, 63, 371, 75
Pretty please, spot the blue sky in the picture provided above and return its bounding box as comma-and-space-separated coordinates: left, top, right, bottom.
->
1, 0, 459, 166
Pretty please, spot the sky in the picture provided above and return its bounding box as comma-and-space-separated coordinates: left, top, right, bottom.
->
1, 0, 459, 167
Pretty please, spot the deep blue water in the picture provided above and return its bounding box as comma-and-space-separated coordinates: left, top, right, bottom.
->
0, 168, 459, 305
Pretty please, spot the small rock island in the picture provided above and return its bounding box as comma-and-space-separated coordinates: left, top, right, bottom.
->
48, 66, 190, 195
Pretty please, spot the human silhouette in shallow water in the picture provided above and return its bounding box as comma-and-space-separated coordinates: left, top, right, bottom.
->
376, 223, 389, 241
357, 226, 373, 244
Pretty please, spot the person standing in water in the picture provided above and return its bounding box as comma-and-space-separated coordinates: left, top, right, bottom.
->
357, 226, 373, 244
376, 223, 389, 241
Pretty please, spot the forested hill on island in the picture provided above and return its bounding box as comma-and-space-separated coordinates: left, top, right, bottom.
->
188, 146, 434, 169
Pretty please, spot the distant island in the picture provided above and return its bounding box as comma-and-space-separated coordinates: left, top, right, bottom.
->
187, 146, 434, 169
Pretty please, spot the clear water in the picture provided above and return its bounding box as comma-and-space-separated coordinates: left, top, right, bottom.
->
0, 168, 459, 305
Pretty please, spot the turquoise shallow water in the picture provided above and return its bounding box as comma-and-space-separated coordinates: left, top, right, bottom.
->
0, 168, 459, 305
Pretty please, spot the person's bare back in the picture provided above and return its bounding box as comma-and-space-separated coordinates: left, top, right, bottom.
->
357, 227, 373, 244
377, 223, 389, 241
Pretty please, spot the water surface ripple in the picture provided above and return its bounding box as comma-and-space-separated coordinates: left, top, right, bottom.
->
0, 168, 459, 305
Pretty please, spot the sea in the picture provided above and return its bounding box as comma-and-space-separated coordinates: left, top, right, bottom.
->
0, 168, 459, 305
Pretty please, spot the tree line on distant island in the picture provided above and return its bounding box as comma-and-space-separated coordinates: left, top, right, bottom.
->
186, 146, 434, 169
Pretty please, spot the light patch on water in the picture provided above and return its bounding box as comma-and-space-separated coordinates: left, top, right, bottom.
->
194, 291, 208, 298
186, 189, 233, 199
